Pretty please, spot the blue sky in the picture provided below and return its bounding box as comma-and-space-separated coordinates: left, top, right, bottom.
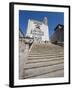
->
19, 10, 64, 37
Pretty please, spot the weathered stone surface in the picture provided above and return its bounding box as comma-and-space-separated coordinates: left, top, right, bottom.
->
19, 41, 64, 79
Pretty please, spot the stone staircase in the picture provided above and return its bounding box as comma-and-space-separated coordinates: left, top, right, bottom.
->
23, 42, 64, 79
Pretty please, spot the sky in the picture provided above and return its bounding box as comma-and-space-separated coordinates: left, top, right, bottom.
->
19, 10, 64, 37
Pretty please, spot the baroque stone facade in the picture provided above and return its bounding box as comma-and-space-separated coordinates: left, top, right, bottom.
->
26, 17, 49, 42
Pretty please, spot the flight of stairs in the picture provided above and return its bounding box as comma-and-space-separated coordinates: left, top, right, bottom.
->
23, 42, 64, 79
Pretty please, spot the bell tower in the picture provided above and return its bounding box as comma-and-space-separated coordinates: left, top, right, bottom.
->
43, 17, 48, 25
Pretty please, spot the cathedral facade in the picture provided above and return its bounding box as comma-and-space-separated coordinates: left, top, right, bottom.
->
26, 17, 49, 42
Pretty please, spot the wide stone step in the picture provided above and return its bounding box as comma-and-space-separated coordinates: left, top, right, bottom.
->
28, 56, 64, 61
28, 55, 64, 59
24, 63, 64, 79
32, 47, 63, 50
32, 69, 64, 78
26, 58, 64, 64
29, 52, 64, 56
24, 59, 64, 69
32, 46, 63, 48
33, 49, 63, 51
29, 53, 64, 57
32, 44, 63, 46
30, 51, 63, 54
30, 49, 63, 52
30, 51, 64, 55
31, 48, 63, 51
